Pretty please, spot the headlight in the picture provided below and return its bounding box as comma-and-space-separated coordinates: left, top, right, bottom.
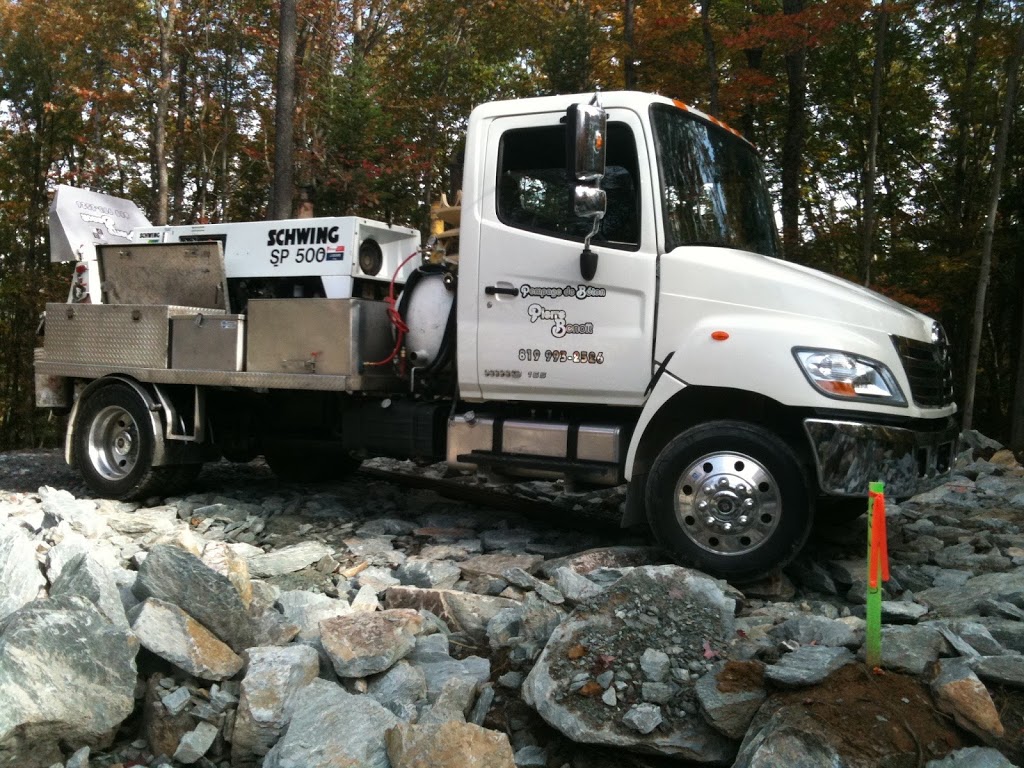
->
793, 348, 906, 406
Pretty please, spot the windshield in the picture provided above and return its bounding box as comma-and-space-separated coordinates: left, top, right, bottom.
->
650, 104, 779, 258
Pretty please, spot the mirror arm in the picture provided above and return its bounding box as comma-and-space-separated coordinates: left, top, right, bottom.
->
580, 218, 600, 281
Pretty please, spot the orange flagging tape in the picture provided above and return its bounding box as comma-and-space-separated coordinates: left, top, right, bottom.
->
867, 490, 890, 588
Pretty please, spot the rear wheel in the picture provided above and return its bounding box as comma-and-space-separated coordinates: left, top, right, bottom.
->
74, 383, 164, 500
645, 420, 813, 582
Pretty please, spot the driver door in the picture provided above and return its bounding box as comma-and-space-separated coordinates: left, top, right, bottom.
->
473, 108, 657, 406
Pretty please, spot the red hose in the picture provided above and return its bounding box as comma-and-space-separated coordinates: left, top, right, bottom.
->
364, 249, 421, 368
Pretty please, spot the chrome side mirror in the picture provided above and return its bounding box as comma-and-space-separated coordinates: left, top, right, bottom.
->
569, 104, 607, 182
567, 96, 608, 282
574, 186, 607, 219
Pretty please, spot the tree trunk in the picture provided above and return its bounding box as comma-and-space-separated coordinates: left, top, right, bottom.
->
780, 0, 806, 261
963, 19, 1024, 432
860, 0, 888, 287
953, 0, 987, 234
154, 0, 176, 225
700, 0, 719, 115
171, 49, 189, 224
741, 46, 763, 140
271, 0, 297, 220
624, 0, 636, 89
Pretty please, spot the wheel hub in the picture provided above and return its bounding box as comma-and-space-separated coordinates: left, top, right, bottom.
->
113, 430, 134, 457
87, 406, 140, 481
674, 451, 781, 556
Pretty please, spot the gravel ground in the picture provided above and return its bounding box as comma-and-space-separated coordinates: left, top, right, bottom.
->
0, 449, 639, 545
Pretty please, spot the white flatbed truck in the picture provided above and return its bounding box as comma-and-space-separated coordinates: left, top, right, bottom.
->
35, 91, 958, 579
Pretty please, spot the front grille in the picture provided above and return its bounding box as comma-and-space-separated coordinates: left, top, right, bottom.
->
891, 325, 955, 408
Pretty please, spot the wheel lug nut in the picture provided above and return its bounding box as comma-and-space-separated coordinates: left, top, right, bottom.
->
738, 515, 749, 525
717, 477, 729, 488
697, 500, 709, 511
703, 484, 713, 494
743, 498, 754, 508
705, 517, 715, 526
722, 522, 732, 531
736, 484, 747, 495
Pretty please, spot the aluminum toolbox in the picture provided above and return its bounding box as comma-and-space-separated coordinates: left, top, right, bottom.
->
245, 298, 393, 376
97, 242, 228, 310
43, 303, 222, 369
170, 313, 245, 371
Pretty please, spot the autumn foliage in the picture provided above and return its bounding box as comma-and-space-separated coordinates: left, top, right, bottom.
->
0, 0, 1022, 447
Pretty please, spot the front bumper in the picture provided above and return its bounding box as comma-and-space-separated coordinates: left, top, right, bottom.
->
804, 417, 959, 499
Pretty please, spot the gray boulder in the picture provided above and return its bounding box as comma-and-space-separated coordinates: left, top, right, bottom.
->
402, 632, 490, 708
970, 654, 1024, 688
385, 721, 516, 768
263, 679, 400, 768
232, 644, 320, 759
49, 552, 128, 629
39, 487, 105, 538
925, 747, 1018, 767
274, 590, 350, 641
417, 675, 478, 726
695, 661, 766, 740
247, 541, 333, 578
129, 598, 243, 681
0, 523, 44, 622
764, 647, 855, 688
733, 709, 847, 768
0, 596, 137, 768
863, 625, 949, 675
920, 570, 1024, 618
368, 660, 427, 721
396, 558, 462, 589
385, 586, 518, 641
320, 608, 423, 678
522, 565, 736, 763
768, 615, 862, 649
931, 658, 1004, 742
487, 593, 564, 666
172, 721, 219, 764
550, 566, 605, 604
134, 543, 254, 651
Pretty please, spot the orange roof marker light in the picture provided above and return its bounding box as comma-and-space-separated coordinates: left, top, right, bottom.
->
672, 99, 752, 148
711, 331, 730, 341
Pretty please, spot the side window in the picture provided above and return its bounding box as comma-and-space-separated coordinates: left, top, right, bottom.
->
497, 122, 640, 247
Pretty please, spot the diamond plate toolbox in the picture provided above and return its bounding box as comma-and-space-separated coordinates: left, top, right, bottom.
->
43, 303, 223, 369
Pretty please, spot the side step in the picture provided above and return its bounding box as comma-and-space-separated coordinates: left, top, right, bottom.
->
448, 414, 626, 485
456, 450, 620, 484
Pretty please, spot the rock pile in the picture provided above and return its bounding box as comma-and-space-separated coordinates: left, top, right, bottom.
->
0, 432, 1022, 767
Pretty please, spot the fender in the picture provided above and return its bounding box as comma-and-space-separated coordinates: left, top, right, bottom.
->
625, 309, 881, 477
625, 366, 687, 480
65, 375, 170, 468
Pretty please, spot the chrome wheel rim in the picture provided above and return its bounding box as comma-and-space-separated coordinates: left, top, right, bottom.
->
673, 451, 781, 556
87, 405, 139, 481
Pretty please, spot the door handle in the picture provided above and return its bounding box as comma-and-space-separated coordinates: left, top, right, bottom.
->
485, 285, 518, 296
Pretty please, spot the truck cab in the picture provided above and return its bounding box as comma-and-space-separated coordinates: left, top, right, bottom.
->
36, 91, 958, 581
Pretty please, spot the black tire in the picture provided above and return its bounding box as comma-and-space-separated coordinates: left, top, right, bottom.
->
645, 420, 814, 582
74, 382, 169, 500
263, 444, 362, 483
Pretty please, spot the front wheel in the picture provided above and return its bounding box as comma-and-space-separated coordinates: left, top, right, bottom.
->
645, 420, 813, 582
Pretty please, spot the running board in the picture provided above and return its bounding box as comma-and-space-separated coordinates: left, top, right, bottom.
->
448, 413, 626, 485
456, 451, 621, 485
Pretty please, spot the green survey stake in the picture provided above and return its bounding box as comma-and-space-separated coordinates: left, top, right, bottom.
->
865, 481, 887, 668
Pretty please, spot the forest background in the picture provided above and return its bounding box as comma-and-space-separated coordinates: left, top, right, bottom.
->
0, 0, 1021, 450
